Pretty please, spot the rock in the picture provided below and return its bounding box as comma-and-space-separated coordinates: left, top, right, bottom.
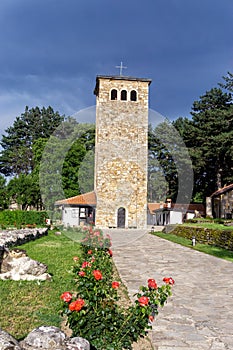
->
1, 249, 27, 273
20, 326, 90, 350
20, 326, 66, 349
0, 328, 21, 350
65, 337, 90, 350
0, 327, 90, 350
54, 231, 62, 236
0, 248, 51, 281
0, 247, 4, 269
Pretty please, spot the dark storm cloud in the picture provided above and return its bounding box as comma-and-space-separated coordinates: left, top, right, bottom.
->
0, 0, 232, 135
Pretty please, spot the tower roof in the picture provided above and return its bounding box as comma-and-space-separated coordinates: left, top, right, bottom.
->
94, 75, 152, 95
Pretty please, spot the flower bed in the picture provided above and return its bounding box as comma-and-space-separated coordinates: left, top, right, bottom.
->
60, 226, 174, 350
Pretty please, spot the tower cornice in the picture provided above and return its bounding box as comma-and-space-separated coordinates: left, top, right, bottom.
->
94, 75, 152, 95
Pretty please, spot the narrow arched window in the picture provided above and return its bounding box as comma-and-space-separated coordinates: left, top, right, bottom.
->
121, 90, 127, 101
111, 89, 118, 100
130, 90, 137, 101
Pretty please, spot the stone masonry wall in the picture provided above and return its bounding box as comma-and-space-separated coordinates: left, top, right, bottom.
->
94, 77, 150, 228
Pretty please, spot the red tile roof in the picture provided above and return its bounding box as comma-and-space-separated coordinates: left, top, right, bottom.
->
210, 184, 233, 198
171, 203, 205, 213
56, 193, 205, 215
55, 191, 97, 206
147, 203, 163, 214
148, 202, 205, 214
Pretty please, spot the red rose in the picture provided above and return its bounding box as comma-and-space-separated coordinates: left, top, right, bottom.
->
138, 296, 149, 307
112, 281, 120, 289
87, 250, 92, 254
79, 271, 86, 277
93, 270, 102, 280
82, 261, 91, 268
163, 277, 175, 285
108, 249, 113, 257
149, 315, 155, 323
148, 278, 157, 289
69, 298, 85, 311
60, 292, 72, 303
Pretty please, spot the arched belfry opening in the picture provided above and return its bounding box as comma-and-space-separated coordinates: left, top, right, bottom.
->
117, 207, 126, 228
121, 90, 127, 101
130, 90, 137, 101
111, 89, 118, 100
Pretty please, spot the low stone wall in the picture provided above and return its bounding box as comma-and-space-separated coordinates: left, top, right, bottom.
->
0, 326, 90, 350
0, 228, 48, 248
0, 228, 48, 268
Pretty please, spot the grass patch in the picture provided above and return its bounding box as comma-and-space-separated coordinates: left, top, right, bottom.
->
0, 230, 81, 340
183, 222, 233, 230
151, 231, 233, 262
61, 227, 86, 242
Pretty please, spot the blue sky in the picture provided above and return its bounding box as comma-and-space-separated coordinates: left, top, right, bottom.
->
0, 0, 233, 136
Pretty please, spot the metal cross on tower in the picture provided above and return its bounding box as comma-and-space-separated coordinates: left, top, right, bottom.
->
116, 61, 127, 76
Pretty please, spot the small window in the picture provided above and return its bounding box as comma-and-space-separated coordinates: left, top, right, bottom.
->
111, 89, 118, 100
71, 209, 79, 218
130, 90, 137, 101
121, 90, 127, 101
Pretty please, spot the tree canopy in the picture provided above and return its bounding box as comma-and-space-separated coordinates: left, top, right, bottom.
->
39, 121, 95, 210
0, 106, 64, 177
0, 71, 233, 210
219, 71, 233, 92
0, 107, 95, 210
148, 120, 193, 204
173, 86, 233, 201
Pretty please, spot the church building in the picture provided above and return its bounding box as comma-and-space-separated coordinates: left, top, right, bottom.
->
56, 73, 152, 229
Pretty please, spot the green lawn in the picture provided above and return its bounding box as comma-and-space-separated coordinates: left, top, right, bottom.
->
1, 226, 232, 341
0, 230, 81, 340
151, 231, 233, 262
183, 222, 233, 230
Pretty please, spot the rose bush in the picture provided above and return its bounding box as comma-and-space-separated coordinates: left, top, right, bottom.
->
60, 226, 174, 350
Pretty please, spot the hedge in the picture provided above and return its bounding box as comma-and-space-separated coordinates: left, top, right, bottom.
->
163, 225, 233, 251
0, 210, 49, 229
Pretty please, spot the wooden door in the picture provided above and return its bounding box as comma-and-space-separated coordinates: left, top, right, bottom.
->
117, 207, 126, 228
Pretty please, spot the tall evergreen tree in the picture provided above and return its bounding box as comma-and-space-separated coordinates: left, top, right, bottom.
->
0, 106, 64, 176
219, 71, 233, 93
174, 88, 233, 201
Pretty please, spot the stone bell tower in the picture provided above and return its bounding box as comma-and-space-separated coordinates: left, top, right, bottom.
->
94, 74, 151, 229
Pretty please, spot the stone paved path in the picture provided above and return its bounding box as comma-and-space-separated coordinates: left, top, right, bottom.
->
104, 229, 233, 350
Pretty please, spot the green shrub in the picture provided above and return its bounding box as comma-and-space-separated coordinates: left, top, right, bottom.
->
60, 226, 174, 350
0, 210, 48, 229
163, 225, 233, 251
